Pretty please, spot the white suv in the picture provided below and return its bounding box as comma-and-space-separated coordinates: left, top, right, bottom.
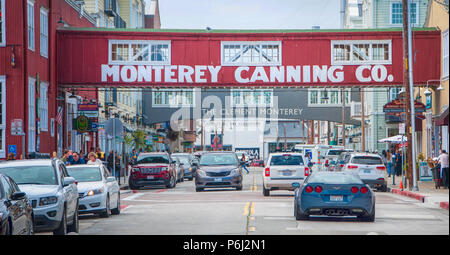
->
262, 153, 309, 196
342, 153, 387, 192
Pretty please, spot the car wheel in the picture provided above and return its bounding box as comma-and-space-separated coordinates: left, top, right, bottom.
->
295, 205, 309, 220
358, 206, 375, 222
236, 183, 243, 190
28, 216, 34, 235
380, 185, 388, 192
100, 196, 111, 218
129, 180, 139, 190
166, 174, 176, 189
3, 219, 11, 235
111, 193, 121, 215
195, 187, 203, 192
53, 209, 67, 235
263, 185, 270, 197
67, 203, 79, 233
188, 177, 193, 181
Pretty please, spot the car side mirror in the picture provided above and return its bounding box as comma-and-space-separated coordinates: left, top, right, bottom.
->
106, 176, 116, 183
292, 182, 300, 188
11, 191, 27, 201
63, 176, 76, 187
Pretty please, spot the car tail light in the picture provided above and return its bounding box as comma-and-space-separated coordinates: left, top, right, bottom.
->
351, 186, 359, 193
314, 186, 323, 193
265, 167, 270, 177
325, 160, 329, 165
377, 178, 385, 181
305, 186, 313, 193
360, 187, 369, 194
340, 164, 344, 167
376, 166, 386, 170
304, 167, 310, 176
348, 165, 358, 169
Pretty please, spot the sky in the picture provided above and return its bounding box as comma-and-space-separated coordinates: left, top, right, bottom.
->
151, 0, 342, 30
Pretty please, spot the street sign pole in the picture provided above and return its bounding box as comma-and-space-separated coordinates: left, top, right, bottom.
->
113, 118, 116, 179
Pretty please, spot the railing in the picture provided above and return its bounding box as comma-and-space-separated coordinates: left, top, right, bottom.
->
114, 15, 126, 28
104, 0, 117, 17
350, 101, 369, 119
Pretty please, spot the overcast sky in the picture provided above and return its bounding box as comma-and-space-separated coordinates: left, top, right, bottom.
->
151, 0, 341, 30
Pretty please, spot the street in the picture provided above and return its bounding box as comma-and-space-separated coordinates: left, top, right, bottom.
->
34, 167, 448, 235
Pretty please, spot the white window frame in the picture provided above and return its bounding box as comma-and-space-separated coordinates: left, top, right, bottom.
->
308, 88, 351, 107
27, 0, 35, 51
28, 77, 36, 153
152, 89, 196, 108
108, 40, 171, 65
0, 76, 5, 158
331, 40, 392, 65
39, 82, 48, 132
443, 29, 449, 80
40, 8, 49, 58
230, 89, 274, 107
221, 41, 282, 66
389, 1, 419, 27
0, 0, 6, 47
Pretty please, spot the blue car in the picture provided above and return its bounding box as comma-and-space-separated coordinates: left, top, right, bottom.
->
293, 172, 375, 222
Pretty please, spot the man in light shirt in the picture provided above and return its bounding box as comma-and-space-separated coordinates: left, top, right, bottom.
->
437, 150, 449, 189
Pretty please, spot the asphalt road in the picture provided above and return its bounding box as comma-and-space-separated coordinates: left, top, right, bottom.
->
37, 167, 449, 235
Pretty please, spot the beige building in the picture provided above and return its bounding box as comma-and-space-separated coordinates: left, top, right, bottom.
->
418, 0, 449, 157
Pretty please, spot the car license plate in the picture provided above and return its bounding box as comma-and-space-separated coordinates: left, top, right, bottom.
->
363, 169, 371, 173
330, 195, 343, 202
282, 170, 292, 176
147, 176, 154, 180
214, 178, 222, 182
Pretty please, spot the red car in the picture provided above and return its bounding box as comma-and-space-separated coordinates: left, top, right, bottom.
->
129, 153, 177, 190
251, 159, 265, 167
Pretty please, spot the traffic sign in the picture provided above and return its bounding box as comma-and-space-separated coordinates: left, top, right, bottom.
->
11, 119, 23, 136
8, 145, 17, 156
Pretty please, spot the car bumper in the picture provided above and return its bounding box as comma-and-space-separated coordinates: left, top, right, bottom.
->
184, 170, 194, 178
361, 178, 386, 188
195, 175, 242, 188
130, 177, 170, 187
264, 177, 304, 191
78, 194, 107, 214
298, 195, 374, 216
32, 203, 64, 232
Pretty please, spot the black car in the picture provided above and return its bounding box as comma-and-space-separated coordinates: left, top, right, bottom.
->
195, 152, 243, 192
0, 173, 34, 235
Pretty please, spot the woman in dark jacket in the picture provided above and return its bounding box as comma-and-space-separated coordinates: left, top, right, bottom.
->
395, 149, 403, 176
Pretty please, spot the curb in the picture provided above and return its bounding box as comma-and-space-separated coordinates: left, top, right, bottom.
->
440, 202, 449, 210
388, 187, 449, 210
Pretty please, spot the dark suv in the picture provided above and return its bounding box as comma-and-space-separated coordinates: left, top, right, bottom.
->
129, 153, 177, 190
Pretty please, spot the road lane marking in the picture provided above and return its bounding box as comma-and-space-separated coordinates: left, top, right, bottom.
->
250, 202, 255, 216
123, 193, 145, 201
248, 226, 256, 232
243, 202, 250, 215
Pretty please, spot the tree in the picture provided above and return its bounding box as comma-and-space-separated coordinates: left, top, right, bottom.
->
125, 129, 147, 151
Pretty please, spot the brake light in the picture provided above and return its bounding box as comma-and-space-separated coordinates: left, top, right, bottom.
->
304, 167, 310, 176
376, 166, 386, 170
351, 186, 359, 193
377, 178, 385, 181
348, 165, 358, 169
340, 164, 344, 167
360, 187, 369, 194
315, 186, 323, 193
265, 167, 270, 177
325, 160, 329, 165
305, 186, 313, 193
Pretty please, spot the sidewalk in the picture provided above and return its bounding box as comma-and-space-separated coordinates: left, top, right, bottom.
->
386, 175, 449, 210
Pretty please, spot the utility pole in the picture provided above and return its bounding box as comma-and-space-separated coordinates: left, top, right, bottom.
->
327, 120, 330, 145
302, 119, 306, 144
341, 88, 346, 147
317, 121, 321, 144
402, 0, 418, 190
361, 88, 366, 152
310, 120, 315, 144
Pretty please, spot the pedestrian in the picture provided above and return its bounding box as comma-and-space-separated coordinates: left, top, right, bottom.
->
437, 150, 449, 189
394, 148, 402, 177
241, 154, 249, 174
69, 152, 86, 165
386, 150, 393, 177
7, 153, 16, 160
87, 152, 103, 165
51, 151, 58, 159
107, 150, 114, 174
114, 151, 121, 179
96, 147, 105, 161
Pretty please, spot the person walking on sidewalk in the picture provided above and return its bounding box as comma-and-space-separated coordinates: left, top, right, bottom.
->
437, 150, 449, 189
241, 155, 249, 174
386, 150, 393, 177
394, 148, 402, 177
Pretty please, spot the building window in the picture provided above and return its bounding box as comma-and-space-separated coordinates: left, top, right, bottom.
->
308, 89, 350, 106
28, 78, 36, 153
0, 0, 5, 47
443, 30, 449, 79
27, 1, 35, 51
231, 90, 273, 107
0, 76, 5, 158
222, 42, 282, 66
40, 8, 48, 58
152, 89, 195, 107
109, 40, 171, 65
391, 2, 418, 26
40, 82, 48, 132
389, 87, 402, 101
331, 40, 391, 65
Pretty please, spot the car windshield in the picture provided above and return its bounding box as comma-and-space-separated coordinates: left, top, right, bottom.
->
308, 173, 363, 184
327, 150, 345, 156
200, 154, 238, 166
270, 155, 304, 166
67, 167, 102, 182
351, 156, 383, 165
173, 156, 190, 165
137, 155, 170, 164
0, 165, 57, 185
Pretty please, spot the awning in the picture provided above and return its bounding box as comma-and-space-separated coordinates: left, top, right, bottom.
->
378, 135, 407, 144
435, 107, 449, 126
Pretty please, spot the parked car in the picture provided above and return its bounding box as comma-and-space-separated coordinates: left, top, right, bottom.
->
323, 149, 353, 171
129, 153, 177, 190
342, 153, 388, 192
251, 159, 264, 167
171, 153, 197, 181
0, 173, 34, 235
334, 152, 353, 172
66, 165, 120, 218
262, 153, 309, 196
173, 158, 185, 183
292, 171, 375, 221
0, 159, 79, 235
195, 152, 243, 192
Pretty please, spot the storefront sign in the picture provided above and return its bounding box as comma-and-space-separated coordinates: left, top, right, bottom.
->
426, 94, 432, 109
